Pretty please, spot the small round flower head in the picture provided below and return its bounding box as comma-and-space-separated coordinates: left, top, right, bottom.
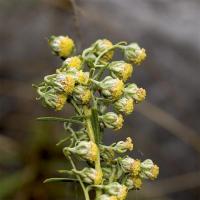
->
140, 159, 159, 180
73, 85, 91, 104
56, 73, 75, 94
114, 137, 134, 153
93, 39, 114, 62
132, 159, 141, 176
132, 177, 142, 190
124, 43, 146, 65
100, 112, 124, 130
97, 195, 118, 200
77, 71, 89, 85
97, 76, 124, 100
114, 96, 134, 115
104, 182, 128, 200
120, 157, 141, 176
108, 61, 133, 82
73, 168, 102, 185
124, 83, 146, 103
120, 157, 134, 172
62, 56, 82, 70
65, 141, 98, 162
55, 93, 67, 111
38, 87, 67, 111
49, 35, 75, 58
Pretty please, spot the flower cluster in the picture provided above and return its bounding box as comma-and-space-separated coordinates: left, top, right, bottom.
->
34, 35, 158, 200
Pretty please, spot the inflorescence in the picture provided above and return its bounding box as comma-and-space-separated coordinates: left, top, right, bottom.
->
34, 35, 159, 200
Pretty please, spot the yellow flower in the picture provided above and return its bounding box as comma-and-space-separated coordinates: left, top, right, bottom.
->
124, 98, 134, 114
135, 88, 146, 102
131, 159, 141, 176
95, 39, 114, 62
63, 56, 82, 70
111, 80, 124, 100
118, 185, 128, 200
115, 114, 124, 130
124, 137, 134, 151
132, 177, 142, 189
77, 71, 89, 85
55, 94, 67, 111
58, 36, 74, 58
134, 48, 146, 65
61, 75, 75, 94
150, 164, 159, 180
124, 43, 146, 65
87, 141, 99, 162
81, 89, 92, 104
122, 63, 133, 82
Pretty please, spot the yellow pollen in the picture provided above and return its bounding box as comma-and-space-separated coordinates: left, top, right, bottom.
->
81, 90, 91, 104
59, 36, 74, 58
66, 56, 82, 70
122, 63, 133, 81
78, 71, 89, 85
136, 88, 146, 102
124, 98, 134, 114
124, 137, 134, 151
111, 80, 124, 99
133, 177, 142, 189
55, 94, 67, 111
115, 114, 124, 130
62, 76, 75, 94
134, 48, 146, 65
150, 164, 159, 180
132, 160, 141, 176
88, 142, 98, 162
118, 185, 128, 200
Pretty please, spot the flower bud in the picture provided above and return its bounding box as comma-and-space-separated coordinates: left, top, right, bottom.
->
56, 73, 75, 94
72, 168, 102, 185
132, 177, 142, 189
38, 87, 67, 111
108, 61, 133, 82
96, 76, 124, 100
73, 85, 91, 104
114, 137, 133, 153
123, 43, 146, 65
120, 157, 134, 172
93, 39, 114, 62
49, 35, 75, 58
114, 96, 134, 115
124, 84, 146, 103
140, 159, 159, 180
97, 195, 118, 200
100, 112, 124, 130
120, 157, 141, 176
65, 141, 98, 162
125, 177, 142, 190
104, 182, 128, 200
62, 56, 82, 70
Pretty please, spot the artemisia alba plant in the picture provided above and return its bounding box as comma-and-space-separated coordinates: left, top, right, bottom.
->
34, 35, 159, 200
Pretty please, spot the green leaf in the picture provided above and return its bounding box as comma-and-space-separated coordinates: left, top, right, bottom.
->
37, 117, 83, 125
91, 108, 102, 144
44, 177, 78, 183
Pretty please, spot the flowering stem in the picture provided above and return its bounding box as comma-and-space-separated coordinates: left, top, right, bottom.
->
83, 105, 103, 198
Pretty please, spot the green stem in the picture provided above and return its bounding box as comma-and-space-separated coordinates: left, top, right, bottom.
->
83, 105, 103, 198
63, 152, 90, 200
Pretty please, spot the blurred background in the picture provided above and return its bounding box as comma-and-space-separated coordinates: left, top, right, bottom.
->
0, 0, 200, 199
